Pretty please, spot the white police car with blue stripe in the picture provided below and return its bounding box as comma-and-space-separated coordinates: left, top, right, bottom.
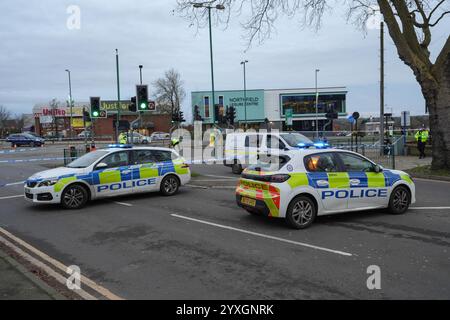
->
236, 147, 415, 229
24, 145, 191, 209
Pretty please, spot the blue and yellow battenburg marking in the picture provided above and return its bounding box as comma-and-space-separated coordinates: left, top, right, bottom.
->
26, 159, 189, 193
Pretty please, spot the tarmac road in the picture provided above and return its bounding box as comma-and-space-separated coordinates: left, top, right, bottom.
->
0, 158, 449, 299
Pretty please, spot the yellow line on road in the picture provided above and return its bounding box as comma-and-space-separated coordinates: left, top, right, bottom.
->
0, 227, 123, 300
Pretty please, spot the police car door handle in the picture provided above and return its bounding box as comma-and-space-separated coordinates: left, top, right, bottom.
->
317, 180, 329, 187
350, 179, 360, 186
121, 169, 132, 174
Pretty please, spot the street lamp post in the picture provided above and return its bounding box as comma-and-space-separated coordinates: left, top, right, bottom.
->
65, 69, 73, 139
139, 65, 143, 85
315, 69, 320, 138
115, 49, 121, 143
193, 2, 225, 126
240, 60, 248, 129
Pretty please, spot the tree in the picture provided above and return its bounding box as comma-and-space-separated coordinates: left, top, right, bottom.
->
152, 69, 186, 116
0, 105, 11, 137
177, 0, 450, 169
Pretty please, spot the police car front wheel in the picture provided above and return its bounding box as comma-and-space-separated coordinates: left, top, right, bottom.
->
388, 185, 411, 214
286, 196, 317, 229
61, 184, 88, 209
160, 175, 180, 196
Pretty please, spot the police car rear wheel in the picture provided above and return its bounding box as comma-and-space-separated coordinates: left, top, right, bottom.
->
389, 186, 410, 214
61, 184, 88, 209
286, 196, 317, 229
160, 175, 180, 196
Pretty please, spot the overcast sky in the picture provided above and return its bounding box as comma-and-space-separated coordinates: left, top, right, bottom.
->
0, 0, 448, 120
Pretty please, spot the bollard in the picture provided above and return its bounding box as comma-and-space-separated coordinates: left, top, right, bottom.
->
91, 143, 96, 151
69, 145, 77, 160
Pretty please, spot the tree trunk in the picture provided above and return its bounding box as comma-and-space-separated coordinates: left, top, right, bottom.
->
426, 53, 450, 170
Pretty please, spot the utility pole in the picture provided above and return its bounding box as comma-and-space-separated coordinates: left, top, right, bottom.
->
379, 21, 385, 154
115, 49, 121, 143
65, 69, 73, 139
241, 60, 248, 129
315, 69, 320, 139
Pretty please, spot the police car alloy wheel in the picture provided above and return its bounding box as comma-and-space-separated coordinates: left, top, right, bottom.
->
388, 185, 411, 214
286, 196, 317, 229
61, 184, 88, 209
160, 175, 180, 196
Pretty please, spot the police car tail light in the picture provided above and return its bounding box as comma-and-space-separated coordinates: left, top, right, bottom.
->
181, 163, 189, 168
268, 174, 290, 183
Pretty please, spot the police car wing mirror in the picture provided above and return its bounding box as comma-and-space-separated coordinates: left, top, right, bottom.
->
96, 162, 108, 169
374, 165, 383, 173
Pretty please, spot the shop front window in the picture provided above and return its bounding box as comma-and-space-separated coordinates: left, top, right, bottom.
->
204, 96, 210, 118
281, 94, 345, 116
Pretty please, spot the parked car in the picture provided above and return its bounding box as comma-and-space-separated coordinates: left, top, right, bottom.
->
78, 130, 92, 138
6, 133, 45, 147
150, 132, 170, 141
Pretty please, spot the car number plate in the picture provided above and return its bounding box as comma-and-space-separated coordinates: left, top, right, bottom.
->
241, 197, 256, 207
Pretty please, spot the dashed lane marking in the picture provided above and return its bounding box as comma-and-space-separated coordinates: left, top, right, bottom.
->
0, 195, 23, 200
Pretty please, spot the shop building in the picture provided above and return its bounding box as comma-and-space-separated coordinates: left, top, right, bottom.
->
191, 86, 347, 131
32, 101, 171, 139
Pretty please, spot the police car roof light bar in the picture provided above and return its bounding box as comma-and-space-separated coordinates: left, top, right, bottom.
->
107, 144, 133, 148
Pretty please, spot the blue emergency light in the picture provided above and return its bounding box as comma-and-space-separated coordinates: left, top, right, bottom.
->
107, 144, 133, 148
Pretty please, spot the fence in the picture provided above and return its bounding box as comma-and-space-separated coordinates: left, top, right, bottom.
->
63, 147, 87, 165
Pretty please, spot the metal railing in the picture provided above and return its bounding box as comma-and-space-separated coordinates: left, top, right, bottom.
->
63, 147, 87, 165
333, 143, 396, 169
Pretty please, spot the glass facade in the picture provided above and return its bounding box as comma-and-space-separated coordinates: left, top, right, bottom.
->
204, 96, 210, 118
281, 93, 346, 116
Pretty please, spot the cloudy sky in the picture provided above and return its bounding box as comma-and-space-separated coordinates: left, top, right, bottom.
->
0, 0, 448, 120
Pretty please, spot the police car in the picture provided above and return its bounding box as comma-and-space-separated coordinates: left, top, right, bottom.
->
24, 145, 191, 209
236, 147, 415, 229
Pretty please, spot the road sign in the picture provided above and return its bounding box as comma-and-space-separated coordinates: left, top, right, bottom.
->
401, 111, 410, 127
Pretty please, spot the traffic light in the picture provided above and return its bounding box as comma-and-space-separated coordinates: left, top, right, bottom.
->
129, 96, 137, 112
179, 111, 185, 122
228, 106, 236, 125
90, 97, 101, 118
136, 85, 149, 111
172, 111, 179, 123
83, 110, 91, 122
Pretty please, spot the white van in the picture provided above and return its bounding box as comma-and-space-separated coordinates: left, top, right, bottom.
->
224, 132, 313, 174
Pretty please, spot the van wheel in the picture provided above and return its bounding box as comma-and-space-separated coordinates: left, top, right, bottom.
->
388, 186, 410, 214
286, 196, 317, 229
232, 163, 243, 174
160, 175, 180, 196
61, 184, 88, 209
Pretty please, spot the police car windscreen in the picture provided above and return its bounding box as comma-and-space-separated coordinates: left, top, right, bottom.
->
280, 133, 312, 147
248, 155, 290, 172
66, 150, 109, 168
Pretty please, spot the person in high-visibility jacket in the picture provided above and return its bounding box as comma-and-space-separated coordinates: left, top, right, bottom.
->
415, 127, 429, 159
118, 132, 127, 144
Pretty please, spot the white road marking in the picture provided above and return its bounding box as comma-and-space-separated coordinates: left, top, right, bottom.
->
2, 181, 25, 186
113, 201, 133, 207
186, 185, 208, 189
410, 206, 450, 210
0, 195, 23, 200
192, 179, 238, 182
413, 177, 450, 184
0, 234, 97, 300
171, 214, 353, 257
200, 174, 238, 179
0, 227, 123, 300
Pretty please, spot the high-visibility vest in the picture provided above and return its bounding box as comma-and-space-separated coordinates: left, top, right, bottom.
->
415, 130, 429, 143
119, 133, 127, 144
209, 132, 215, 147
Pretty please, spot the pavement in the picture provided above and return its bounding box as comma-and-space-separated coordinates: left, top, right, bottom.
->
394, 156, 432, 170
0, 249, 62, 300
0, 145, 449, 299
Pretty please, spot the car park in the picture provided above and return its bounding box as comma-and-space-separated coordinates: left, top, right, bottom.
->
235, 148, 415, 229
24, 144, 191, 209
6, 133, 45, 147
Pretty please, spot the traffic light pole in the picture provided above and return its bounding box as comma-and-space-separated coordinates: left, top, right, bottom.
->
115, 49, 121, 144
207, 7, 216, 126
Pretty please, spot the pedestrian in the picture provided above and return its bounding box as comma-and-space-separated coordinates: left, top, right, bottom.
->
414, 126, 429, 159
118, 132, 127, 144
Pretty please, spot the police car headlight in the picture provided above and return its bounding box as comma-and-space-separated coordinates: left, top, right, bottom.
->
37, 179, 58, 187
